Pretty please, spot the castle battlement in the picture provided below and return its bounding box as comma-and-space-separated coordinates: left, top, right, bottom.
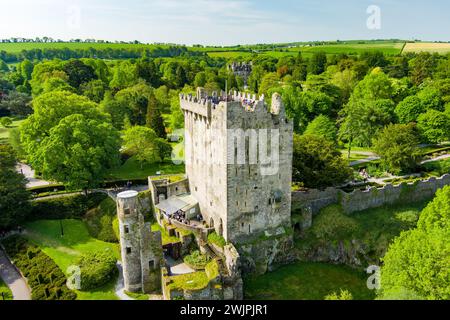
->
180, 88, 286, 119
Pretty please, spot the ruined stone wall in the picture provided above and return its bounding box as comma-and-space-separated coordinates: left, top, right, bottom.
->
292, 174, 450, 216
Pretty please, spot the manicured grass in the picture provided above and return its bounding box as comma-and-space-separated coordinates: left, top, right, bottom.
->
0, 278, 13, 300
244, 262, 375, 300
0, 118, 24, 144
24, 219, 120, 300
168, 271, 210, 291
106, 156, 185, 180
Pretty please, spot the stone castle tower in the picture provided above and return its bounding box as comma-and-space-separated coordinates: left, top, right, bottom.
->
180, 89, 293, 244
116, 190, 162, 293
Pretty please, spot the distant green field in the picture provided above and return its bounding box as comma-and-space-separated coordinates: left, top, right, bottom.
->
287, 42, 405, 55
0, 42, 171, 53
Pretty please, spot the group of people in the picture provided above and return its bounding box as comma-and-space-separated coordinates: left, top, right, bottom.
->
170, 210, 190, 225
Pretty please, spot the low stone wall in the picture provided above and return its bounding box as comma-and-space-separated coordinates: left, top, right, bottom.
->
292, 174, 450, 215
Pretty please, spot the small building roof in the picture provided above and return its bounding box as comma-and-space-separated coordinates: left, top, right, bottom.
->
155, 194, 198, 216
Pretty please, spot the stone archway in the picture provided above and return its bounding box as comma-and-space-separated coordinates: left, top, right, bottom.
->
209, 217, 215, 228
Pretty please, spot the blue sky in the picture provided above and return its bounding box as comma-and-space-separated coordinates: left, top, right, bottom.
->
1, 0, 449, 45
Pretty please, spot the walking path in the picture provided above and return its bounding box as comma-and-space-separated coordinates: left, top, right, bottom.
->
114, 262, 133, 300
165, 256, 195, 275
421, 154, 450, 164
16, 163, 51, 188
0, 248, 31, 300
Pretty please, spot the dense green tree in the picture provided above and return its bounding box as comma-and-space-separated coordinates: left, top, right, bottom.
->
372, 123, 421, 174
168, 95, 184, 132
80, 79, 108, 103
135, 58, 160, 87
308, 52, 327, 75
113, 82, 152, 125
29, 60, 66, 96
292, 134, 352, 189
20, 91, 110, 162
0, 144, 30, 229
109, 61, 138, 90
351, 69, 393, 101
409, 52, 438, 86
395, 96, 425, 124
17, 59, 34, 80
380, 186, 450, 300
303, 115, 337, 142
122, 126, 169, 168
339, 98, 393, 150
63, 60, 97, 89
34, 114, 120, 190
146, 93, 166, 138
0, 59, 9, 72
417, 109, 450, 143
417, 86, 444, 111
0, 91, 32, 116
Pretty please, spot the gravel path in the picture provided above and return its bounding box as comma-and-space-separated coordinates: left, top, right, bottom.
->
0, 248, 31, 300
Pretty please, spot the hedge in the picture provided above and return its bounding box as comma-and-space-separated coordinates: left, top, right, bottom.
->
1, 236, 76, 300
75, 251, 118, 291
30, 193, 107, 220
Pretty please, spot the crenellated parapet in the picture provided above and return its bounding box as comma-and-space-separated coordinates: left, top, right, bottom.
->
180, 88, 287, 120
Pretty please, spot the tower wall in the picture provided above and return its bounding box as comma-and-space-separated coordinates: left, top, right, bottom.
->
117, 190, 142, 292
117, 190, 164, 293
182, 94, 228, 238
181, 90, 293, 244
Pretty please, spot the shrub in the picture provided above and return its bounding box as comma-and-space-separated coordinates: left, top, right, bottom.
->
75, 250, 118, 291
309, 205, 359, 240
325, 289, 353, 300
183, 250, 210, 269
1, 236, 76, 300
30, 192, 107, 220
207, 232, 226, 248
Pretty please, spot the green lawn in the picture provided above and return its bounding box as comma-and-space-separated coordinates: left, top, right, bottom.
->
24, 219, 120, 300
244, 262, 375, 300
0, 118, 25, 144
0, 278, 13, 300
106, 156, 185, 180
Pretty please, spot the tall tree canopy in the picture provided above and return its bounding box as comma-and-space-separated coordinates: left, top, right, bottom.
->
33, 114, 121, 189
380, 186, 450, 300
0, 144, 30, 229
292, 134, 352, 189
